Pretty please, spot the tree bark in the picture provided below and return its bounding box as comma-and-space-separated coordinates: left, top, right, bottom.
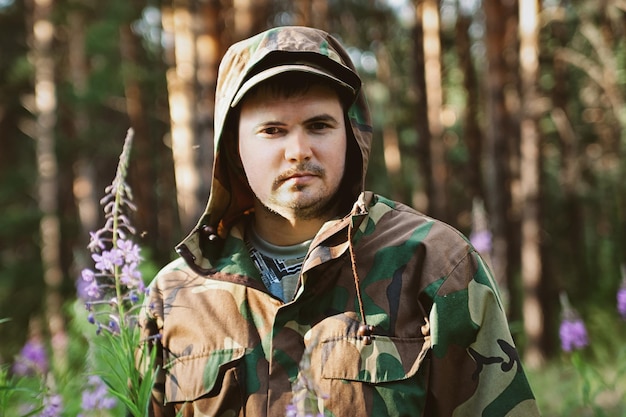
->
411, 0, 430, 214
67, 8, 99, 242
195, 0, 224, 211
421, 0, 448, 222
30, 0, 67, 372
483, 0, 515, 315
455, 10, 483, 203
120, 19, 158, 244
376, 43, 404, 203
519, 0, 544, 367
162, 0, 203, 232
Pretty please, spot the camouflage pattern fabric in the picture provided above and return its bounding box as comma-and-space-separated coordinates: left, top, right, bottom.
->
140, 26, 540, 417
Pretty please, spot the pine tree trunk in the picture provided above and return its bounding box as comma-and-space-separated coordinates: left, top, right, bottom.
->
411, 0, 430, 214
120, 20, 158, 243
376, 44, 404, 202
30, 0, 67, 372
67, 9, 99, 241
231, 0, 271, 41
483, 0, 514, 315
194, 0, 224, 209
162, 0, 203, 232
519, 0, 544, 367
421, 0, 448, 222
455, 11, 483, 202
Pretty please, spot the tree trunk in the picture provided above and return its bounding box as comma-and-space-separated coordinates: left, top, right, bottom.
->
195, 0, 224, 211
421, 0, 448, 222
162, 0, 203, 232
411, 0, 430, 214
30, 0, 67, 372
483, 0, 514, 315
519, 0, 544, 367
376, 43, 404, 203
67, 9, 99, 242
120, 20, 158, 244
230, 0, 271, 41
455, 9, 483, 203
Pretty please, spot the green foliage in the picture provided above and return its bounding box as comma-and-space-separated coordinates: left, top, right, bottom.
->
528, 337, 626, 416
91, 326, 157, 417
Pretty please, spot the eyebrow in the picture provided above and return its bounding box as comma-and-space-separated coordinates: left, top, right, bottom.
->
255, 113, 340, 127
304, 113, 340, 125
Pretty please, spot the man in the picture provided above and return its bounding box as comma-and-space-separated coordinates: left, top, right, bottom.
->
141, 26, 540, 416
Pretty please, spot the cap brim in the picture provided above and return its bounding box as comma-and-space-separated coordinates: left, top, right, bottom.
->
231, 64, 358, 107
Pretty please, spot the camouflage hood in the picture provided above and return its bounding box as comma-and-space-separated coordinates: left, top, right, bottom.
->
176, 26, 373, 266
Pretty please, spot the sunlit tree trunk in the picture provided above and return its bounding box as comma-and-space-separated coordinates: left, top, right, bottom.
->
293, 0, 328, 30
411, 0, 430, 214
483, 0, 514, 314
231, 0, 271, 41
376, 43, 404, 202
546, 14, 575, 356
420, 0, 448, 221
195, 0, 223, 208
120, 13, 157, 242
455, 7, 483, 202
519, 0, 544, 367
30, 0, 67, 372
67, 8, 99, 244
162, 0, 202, 232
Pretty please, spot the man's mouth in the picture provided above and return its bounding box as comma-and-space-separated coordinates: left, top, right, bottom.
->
274, 165, 324, 188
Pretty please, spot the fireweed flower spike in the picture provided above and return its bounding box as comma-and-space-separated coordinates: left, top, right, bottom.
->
78, 375, 117, 416
559, 292, 589, 352
12, 339, 48, 377
79, 128, 145, 330
77, 129, 156, 417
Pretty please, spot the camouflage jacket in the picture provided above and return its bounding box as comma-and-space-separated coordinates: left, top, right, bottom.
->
140, 26, 540, 416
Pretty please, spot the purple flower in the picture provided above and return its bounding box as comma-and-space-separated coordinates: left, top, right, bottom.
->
37, 394, 63, 417
87, 231, 106, 252
92, 249, 124, 273
120, 262, 142, 288
84, 279, 101, 299
618, 287, 626, 320
81, 268, 95, 282
559, 317, 588, 352
118, 239, 142, 264
80, 375, 117, 412
470, 229, 492, 255
12, 339, 48, 376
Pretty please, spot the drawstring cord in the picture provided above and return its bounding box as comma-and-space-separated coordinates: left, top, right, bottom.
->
348, 218, 374, 345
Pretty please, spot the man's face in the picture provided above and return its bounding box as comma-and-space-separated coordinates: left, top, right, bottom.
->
238, 83, 347, 221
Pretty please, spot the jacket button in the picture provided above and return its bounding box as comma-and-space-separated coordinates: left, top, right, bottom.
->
200, 225, 218, 241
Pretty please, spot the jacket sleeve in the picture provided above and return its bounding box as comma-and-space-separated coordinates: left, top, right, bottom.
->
424, 249, 540, 417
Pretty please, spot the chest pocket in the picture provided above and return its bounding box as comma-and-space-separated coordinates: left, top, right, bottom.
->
320, 336, 429, 383
164, 347, 246, 409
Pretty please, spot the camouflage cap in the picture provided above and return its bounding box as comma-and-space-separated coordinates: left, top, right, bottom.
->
231, 60, 360, 107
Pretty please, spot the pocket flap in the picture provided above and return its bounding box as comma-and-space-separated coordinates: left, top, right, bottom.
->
164, 347, 246, 402
321, 336, 428, 384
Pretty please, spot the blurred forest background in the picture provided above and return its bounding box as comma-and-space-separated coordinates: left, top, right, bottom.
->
0, 0, 625, 392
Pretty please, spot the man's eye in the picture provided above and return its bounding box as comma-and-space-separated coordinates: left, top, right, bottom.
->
309, 122, 330, 131
260, 126, 282, 135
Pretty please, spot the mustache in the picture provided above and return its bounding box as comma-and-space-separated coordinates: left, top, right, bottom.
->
273, 163, 325, 186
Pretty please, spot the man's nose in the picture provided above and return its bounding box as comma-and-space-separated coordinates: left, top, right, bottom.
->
284, 130, 312, 162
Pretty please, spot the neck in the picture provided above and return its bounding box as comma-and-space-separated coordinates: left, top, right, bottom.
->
252, 203, 335, 246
